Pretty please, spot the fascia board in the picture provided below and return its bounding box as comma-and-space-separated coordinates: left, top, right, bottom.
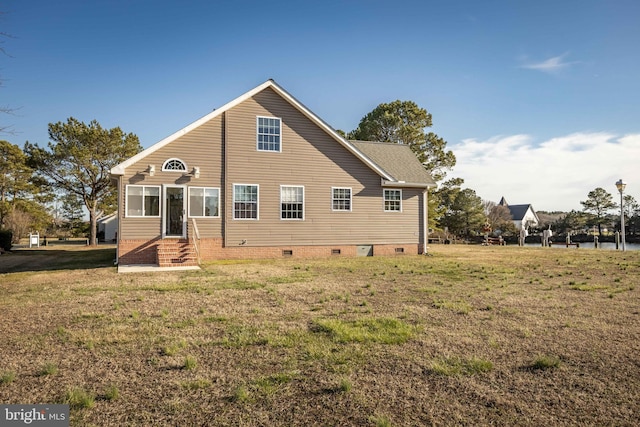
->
381, 179, 434, 189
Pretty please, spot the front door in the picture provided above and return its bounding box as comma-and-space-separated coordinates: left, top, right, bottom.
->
164, 186, 186, 238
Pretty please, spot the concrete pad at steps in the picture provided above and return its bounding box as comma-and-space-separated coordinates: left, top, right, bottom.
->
118, 264, 200, 273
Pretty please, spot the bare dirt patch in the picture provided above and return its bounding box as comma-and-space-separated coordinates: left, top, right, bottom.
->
1, 245, 639, 426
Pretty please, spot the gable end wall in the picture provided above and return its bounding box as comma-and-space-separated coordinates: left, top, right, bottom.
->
116, 87, 426, 263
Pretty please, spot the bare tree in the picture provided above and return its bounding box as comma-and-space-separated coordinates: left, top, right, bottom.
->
483, 200, 515, 235
4, 207, 33, 244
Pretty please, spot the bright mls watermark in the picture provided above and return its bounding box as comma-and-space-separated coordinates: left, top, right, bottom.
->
1, 405, 69, 426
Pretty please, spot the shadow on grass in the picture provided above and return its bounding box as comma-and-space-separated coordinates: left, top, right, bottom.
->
0, 247, 116, 273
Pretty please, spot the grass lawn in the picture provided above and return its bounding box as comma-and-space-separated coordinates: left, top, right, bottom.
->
0, 245, 639, 426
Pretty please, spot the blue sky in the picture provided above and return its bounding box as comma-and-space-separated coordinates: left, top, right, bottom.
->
3, 0, 639, 211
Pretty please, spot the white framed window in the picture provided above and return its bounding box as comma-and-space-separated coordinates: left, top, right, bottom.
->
332, 187, 352, 211
384, 189, 402, 212
162, 158, 187, 172
281, 185, 304, 220
233, 184, 259, 219
126, 185, 160, 217
257, 116, 281, 152
189, 187, 220, 218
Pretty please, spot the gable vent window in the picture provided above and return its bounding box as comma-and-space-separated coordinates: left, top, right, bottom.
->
162, 158, 187, 172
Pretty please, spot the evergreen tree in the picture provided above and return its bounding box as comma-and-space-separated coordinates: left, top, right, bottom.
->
436, 179, 485, 237
26, 118, 141, 245
580, 187, 616, 238
349, 100, 456, 182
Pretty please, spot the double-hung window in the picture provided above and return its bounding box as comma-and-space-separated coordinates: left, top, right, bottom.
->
281, 186, 304, 220
332, 187, 352, 211
189, 187, 219, 217
384, 189, 402, 212
233, 184, 258, 219
257, 116, 281, 152
126, 185, 160, 217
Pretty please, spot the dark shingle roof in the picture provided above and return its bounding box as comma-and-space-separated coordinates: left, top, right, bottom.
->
507, 204, 534, 221
350, 140, 436, 187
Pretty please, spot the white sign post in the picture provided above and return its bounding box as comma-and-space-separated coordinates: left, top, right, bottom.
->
29, 232, 40, 248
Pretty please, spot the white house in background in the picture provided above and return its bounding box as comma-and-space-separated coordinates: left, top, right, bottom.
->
98, 213, 118, 242
498, 197, 539, 230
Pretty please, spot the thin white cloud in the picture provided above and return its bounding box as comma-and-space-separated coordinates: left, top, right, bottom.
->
520, 53, 577, 73
451, 132, 640, 212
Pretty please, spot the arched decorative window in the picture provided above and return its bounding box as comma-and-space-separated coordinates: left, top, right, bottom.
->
162, 158, 187, 172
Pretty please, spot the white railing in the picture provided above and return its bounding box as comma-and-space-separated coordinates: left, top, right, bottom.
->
189, 218, 201, 265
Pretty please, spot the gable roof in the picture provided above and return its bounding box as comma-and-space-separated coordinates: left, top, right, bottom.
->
498, 196, 539, 223
350, 140, 435, 187
110, 79, 399, 182
97, 213, 117, 223
507, 204, 539, 222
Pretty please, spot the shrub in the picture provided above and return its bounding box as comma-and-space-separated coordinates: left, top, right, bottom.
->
0, 230, 12, 252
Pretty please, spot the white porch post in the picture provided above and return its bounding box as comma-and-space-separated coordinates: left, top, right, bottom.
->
423, 189, 428, 254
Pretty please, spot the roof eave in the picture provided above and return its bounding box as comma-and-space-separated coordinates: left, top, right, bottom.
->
111, 166, 125, 176
381, 179, 435, 189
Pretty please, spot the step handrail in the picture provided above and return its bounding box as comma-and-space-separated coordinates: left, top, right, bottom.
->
190, 218, 201, 265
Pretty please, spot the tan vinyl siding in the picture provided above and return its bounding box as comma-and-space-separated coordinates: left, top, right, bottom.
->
117, 85, 425, 251
119, 115, 224, 240
224, 88, 421, 247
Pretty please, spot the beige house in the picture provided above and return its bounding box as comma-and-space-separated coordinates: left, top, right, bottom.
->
110, 80, 435, 267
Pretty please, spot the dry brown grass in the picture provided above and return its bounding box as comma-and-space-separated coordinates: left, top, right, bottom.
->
1, 245, 639, 426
